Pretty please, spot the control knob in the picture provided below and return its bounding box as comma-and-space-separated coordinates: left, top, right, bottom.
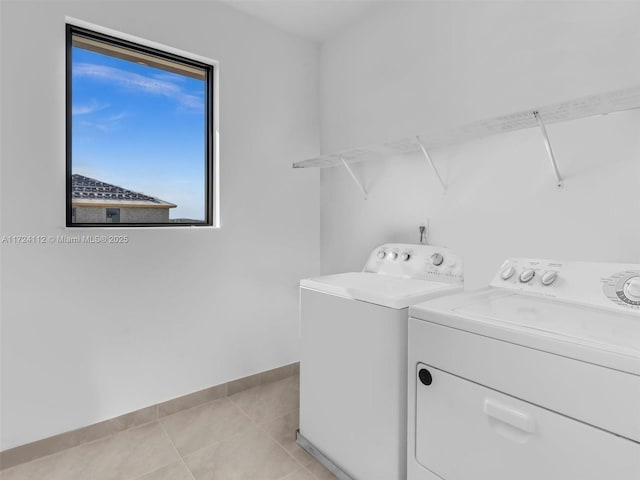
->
377, 250, 386, 259
541, 270, 558, 286
401, 252, 411, 262
623, 276, 640, 301
519, 269, 535, 283
431, 253, 444, 266
389, 252, 398, 260
501, 265, 515, 280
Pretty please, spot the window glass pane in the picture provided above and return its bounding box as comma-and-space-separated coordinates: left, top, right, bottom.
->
68, 27, 212, 226
106, 208, 120, 223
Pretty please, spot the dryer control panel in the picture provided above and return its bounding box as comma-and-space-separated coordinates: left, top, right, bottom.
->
364, 243, 463, 284
491, 258, 640, 312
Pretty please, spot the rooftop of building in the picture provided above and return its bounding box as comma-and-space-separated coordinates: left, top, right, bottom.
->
71, 174, 176, 208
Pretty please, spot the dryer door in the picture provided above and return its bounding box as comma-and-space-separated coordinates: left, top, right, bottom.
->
413, 363, 640, 480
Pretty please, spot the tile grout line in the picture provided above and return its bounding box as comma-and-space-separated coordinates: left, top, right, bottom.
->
159, 396, 259, 474
157, 421, 198, 480
156, 395, 226, 422
228, 382, 325, 480
0, 423, 185, 480
157, 371, 295, 423
118, 421, 184, 480
227, 390, 308, 478
258, 414, 322, 480
0, 420, 160, 476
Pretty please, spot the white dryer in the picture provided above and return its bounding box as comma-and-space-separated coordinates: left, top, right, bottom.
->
298, 243, 463, 480
408, 258, 640, 480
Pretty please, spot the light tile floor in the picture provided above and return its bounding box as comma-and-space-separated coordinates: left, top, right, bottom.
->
0, 375, 336, 480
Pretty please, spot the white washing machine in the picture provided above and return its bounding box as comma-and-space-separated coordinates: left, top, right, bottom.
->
407, 258, 640, 480
298, 243, 463, 480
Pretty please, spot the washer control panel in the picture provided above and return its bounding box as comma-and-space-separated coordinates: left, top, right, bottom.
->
491, 258, 640, 312
602, 272, 640, 308
364, 243, 463, 284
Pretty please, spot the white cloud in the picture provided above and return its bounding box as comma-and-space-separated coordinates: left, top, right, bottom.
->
107, 112, 129, 122
153, 72, 187, 83
74, 63, 204, 111
79, 120, 109, 132
72, 101, 109, 116
76, 110, 128, 132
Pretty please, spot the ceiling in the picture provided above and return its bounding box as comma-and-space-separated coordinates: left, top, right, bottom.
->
221, 0, 386, 42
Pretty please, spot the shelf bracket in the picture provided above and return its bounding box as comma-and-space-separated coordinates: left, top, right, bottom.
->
339, 155, 367, 199
416, 136, 447, 191
533, 111, 564, 188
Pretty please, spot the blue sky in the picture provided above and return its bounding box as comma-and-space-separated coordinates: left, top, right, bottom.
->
72, 47, 206, 220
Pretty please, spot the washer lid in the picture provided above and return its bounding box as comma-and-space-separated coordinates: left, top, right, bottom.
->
411, 289, 640, 375
300, 272, 461, 309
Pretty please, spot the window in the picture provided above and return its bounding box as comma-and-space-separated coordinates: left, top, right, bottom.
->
106, 208, 120, 223
66, 23, 217, 227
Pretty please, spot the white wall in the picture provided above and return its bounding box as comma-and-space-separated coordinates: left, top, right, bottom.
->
319, 1, 640, 288
0, 1, 320, 450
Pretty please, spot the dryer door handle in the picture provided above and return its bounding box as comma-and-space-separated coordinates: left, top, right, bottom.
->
484, 398, 536, 433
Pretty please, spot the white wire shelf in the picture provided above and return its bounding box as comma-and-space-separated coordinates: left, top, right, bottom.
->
293, 85, 640, 170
